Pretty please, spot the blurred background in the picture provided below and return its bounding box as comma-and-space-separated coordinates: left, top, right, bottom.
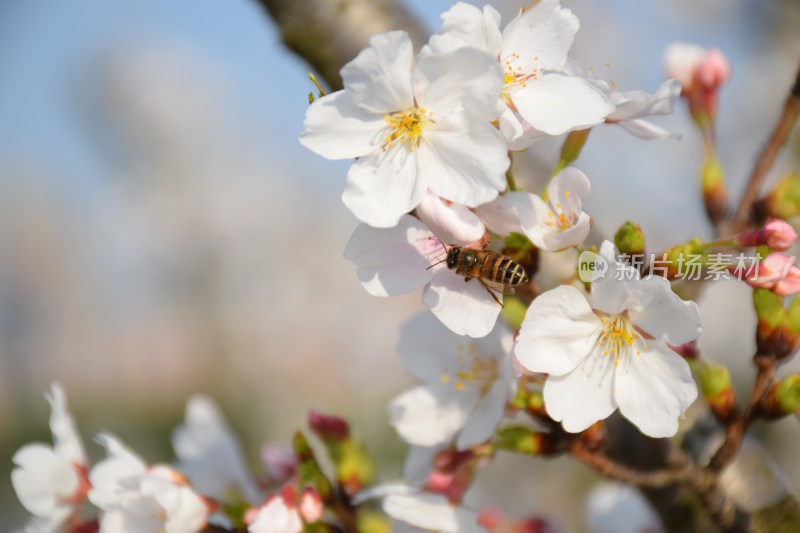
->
0, 0, 799, 530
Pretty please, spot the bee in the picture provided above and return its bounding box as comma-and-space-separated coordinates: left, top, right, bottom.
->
429, 243, 529, 307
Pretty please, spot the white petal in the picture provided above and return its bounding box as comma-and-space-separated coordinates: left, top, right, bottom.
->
628, 276, 702, 345
172, 395, 261, 504
617, 119, 680, 140
249, 497, 303, 533
342, 148, 426, 228
501, 0, 578, 71
607, 79, 681, 121
591, 241, 638, 315
88, 433, 148, 510
19, 508, 73, 533
396, 312, 466, 383
11, 444, 78, 517
414, 46, 503, 119
340, 31, 414, 113
423, 269, 502, 338
343, 215, 439, 297
384, 493, 486, 533
388, 384, 479, 447
519, 194, 552, 249
475, 191, 536, 237
419, 117, 509, 207
585, 483, 662, 533
416, 192, 485, 246
402, 446, 443, 485
547, 167, 590, 207
299, 91, 386, 160
615, 342, 698, 438
456, 380, 509, 449
663, 42, 705, 88
140, 474, 208, 533
511, 74, 613, 136
514, 285, 601, 376
540, 212, 591, 251
427, 3, 503, 57
46, 383, 87, 467
543, 348, 618, 433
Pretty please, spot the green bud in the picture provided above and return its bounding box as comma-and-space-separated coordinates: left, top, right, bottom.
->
765, 172, 800, 220
357, 511, 391, 533
753, 289, 786, 329
331, 440, 375, 496
501, 297, 527, 331
292, 431, 332, 499
494, 426, 544, 456
695, 361, 732, 399
308, 91, 315, 104
553, 128, 591, 175
701, 154, 729, 223
776, 375, 800, 413
787, 297, 800, 334
614, 221, 645, 256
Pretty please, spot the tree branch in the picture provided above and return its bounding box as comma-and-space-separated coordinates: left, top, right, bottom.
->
253, 0, 427, 90
731, 64, 800, 231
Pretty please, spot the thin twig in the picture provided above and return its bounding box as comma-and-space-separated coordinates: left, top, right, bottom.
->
731, 64, 800, 231
569, 441, 693, 488
707, 354, 777, 473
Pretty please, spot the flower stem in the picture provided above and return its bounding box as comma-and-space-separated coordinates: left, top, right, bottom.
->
732, 63, 800, 231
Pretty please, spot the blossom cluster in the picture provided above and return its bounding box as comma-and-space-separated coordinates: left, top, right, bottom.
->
12, 384, 319, 533
11, 0, 800, 532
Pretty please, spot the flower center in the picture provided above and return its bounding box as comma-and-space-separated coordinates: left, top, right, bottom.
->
544, 191, 575, 231
501, 53, 540, 98
598, 314, 649, 367
383, 107, 433, 151
440, 342, 498, 393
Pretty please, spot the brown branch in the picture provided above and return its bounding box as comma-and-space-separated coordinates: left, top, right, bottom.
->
707, 353, 777, 473
253, 0, 428, 90
570, 440, 693, 488
731, 64, 800, 231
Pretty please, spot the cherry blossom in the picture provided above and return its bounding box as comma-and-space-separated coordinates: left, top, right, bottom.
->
514, 241, 700, 437
389, 312, 515, 449
300, 30, 509, 228
89, 433, 209, 533
741, 253, 800, 296
520, 167, 592, 252
344, 214, 515, 337
247, 486, 303, 533
171, 395, 262, 504
425, 1, 613, 149
11, 383, 89, 533
585, 483, 663, 533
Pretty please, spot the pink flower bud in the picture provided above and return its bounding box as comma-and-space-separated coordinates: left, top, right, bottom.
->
698, 48, 731, 91
299, 487, 324, 523
307, 410, 350, 442
260, 442, 297, 482
744, 253, 800, 295
764, 219, 798, 251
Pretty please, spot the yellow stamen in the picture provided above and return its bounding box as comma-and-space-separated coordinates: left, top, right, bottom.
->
383, 107, 432, 151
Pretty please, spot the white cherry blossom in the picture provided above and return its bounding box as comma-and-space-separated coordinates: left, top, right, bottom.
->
248, 487, 303, 533
300, 30, 509, 228
388, 312, 515, 449
89, 434, 208, 533
425, 1, 613, 149
521, 167, 592, 251
585, 483, 663, 533
385, 491, 486, 533
172, 395, 262, 504
514, 241, 700, 437
344, 214, 519, 337
11, 383, 88, 532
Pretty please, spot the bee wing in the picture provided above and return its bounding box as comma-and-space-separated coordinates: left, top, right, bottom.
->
480, 279, 517, 295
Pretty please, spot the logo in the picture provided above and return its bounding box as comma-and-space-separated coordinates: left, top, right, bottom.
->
577, 251, 608, 283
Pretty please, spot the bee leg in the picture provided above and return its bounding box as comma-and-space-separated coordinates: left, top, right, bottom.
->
478, 279, 504, 308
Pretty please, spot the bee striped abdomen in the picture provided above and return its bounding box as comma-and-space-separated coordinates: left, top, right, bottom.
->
483, 254, 526, 287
